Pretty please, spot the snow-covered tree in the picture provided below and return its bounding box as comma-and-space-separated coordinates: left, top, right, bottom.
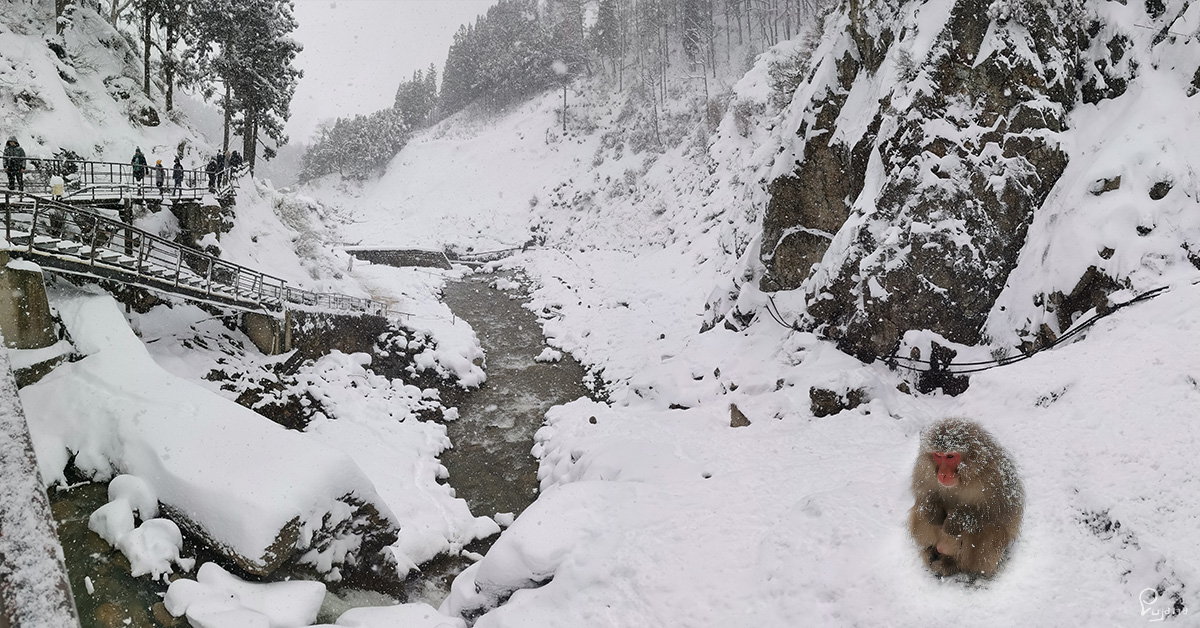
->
189, 0, 301, 171
394, 66, 438, 129
299, 108, 409, 181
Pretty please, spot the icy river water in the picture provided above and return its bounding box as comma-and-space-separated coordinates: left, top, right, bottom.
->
48, 272, 589, 627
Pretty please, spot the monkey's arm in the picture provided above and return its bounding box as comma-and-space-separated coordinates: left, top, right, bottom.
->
943, 507, 984, 536
913, 495, 947, 526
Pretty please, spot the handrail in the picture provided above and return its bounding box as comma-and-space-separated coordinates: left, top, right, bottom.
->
0, 190, 388, 317
15, 157, 239, 201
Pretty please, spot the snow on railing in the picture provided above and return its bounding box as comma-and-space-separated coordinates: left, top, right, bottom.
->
15, 157, 239, 202
0, 191, 387, 318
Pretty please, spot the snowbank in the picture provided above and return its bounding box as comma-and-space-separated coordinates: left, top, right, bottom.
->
21, 288, 398, 575
165, 562, 326, 628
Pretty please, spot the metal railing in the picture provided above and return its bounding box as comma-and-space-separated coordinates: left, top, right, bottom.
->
11, 157, 240, 203
0, 190, 388, 317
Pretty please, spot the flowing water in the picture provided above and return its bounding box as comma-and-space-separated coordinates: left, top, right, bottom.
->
401, 272, 592, 605
438, 273, 591, 520
47, 271, 590, 624
49, 483, 174, 628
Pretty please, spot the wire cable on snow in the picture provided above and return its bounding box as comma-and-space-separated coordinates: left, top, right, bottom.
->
759, 283, 1170, 375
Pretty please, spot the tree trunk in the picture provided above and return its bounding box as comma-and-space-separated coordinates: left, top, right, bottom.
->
55, 0, 71, 35
222, 82, 232, 155
142, 11, 152, 96
164, 24, 176, 112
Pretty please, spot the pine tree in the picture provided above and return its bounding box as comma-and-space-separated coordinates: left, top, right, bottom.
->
156, 0, 192, 112
190, 0, 301, 171
591, 0, 622, 73
394, 68, 437, 129
131, 0, 160, 96
229, 0, 302, 171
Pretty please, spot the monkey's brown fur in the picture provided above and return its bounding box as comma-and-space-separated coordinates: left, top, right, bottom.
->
908, 418, 1024, 578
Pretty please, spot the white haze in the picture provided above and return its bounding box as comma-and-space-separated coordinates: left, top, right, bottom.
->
288, 0, 499, 143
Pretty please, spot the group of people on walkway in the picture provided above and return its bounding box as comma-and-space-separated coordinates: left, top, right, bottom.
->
132, 147, 243, 197
130, 147, 184, 196
0, 135, 248, 200
203, 150, 243, 192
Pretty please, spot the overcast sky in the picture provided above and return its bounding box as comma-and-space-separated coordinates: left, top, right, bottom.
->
287, 0, 498, 143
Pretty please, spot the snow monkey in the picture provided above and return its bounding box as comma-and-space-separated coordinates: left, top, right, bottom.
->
908, 418, 1024, 579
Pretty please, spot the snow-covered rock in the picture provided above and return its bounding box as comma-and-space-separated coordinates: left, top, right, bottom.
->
22, 289, 400, 576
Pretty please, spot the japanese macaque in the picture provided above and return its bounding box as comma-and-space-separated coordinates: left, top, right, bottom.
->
908, 418, 1024, 579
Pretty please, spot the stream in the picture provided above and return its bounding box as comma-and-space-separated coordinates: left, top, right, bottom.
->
48, 271, 590, 626
438, 273, 591, 520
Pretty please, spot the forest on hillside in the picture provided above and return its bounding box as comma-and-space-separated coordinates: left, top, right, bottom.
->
299, 0, 832, 181
54, 0, 303, 171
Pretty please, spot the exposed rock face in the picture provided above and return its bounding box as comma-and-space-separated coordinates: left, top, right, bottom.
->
760, 0, 1083, 358
809, 385, 867, 417
171, 199, 234, 255
163, 492, 399, 580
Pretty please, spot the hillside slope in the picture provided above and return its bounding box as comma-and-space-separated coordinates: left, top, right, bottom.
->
303, 0, 1200, 625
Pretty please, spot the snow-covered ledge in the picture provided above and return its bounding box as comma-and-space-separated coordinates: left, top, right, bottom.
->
20, 289, 401, 578
0, 340, 80, 627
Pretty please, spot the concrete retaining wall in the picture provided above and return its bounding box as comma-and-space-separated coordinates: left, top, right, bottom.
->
0, 252, 57, 351
241, 310, 391, 358
0, 344, 80, 627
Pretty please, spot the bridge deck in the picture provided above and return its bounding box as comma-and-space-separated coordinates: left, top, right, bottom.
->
1, 192, 387, 318
12, 157, 237, 205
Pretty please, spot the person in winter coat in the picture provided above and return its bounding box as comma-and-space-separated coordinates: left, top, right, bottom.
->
154, 159, 166, 194
216, 151, 227, 187
49, 174, 64, 200
172, 157, 184, 196
229, 150, 243, 173
205, 157, 217, 191
4, 136, 26, 192
131, 147, 147, 190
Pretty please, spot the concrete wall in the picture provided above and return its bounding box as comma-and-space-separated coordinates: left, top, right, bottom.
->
0, 252, 57, 351
345, 249, 452, 270
242, 310, 390, 358
241, 312, 290, 356
288, 310, 391, 360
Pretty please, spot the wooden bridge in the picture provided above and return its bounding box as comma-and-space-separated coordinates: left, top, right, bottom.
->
1, 189, 387, 317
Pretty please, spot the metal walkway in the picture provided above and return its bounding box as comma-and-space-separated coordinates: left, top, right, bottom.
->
11, 156, 236, 206
1, 191, 387, 317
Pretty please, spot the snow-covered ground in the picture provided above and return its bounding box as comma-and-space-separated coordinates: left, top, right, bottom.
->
6, 0, 1200, 626
300, 25, 1198, 626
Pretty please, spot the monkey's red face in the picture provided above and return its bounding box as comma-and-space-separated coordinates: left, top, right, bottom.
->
932, 451, 961, 487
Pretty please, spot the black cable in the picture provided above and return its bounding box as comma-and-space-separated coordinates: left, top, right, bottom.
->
760, 284, 1171, 375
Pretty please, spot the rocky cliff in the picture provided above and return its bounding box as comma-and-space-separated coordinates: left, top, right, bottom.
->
757, 0, 1194, 360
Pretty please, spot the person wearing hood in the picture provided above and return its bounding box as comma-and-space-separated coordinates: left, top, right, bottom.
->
205, 156, 217, 191
4, 136, 26, 192
172, 157, 184, 197
131, 147, 147, 191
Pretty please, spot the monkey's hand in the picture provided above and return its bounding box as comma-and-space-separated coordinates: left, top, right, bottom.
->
926, 547, 959, 577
